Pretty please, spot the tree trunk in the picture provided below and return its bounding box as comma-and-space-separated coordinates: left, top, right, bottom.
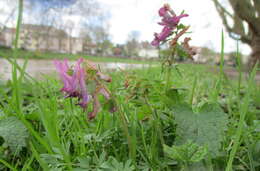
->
249, 35, 260, 69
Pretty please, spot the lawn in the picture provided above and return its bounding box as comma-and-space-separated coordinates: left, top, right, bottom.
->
0, 61, 259, 170
1, 1, 260, 170
0, 47, 157, 64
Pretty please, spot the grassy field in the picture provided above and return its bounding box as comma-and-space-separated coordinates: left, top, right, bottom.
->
0, 61, 259, 170
2, 1, 259, 170
0, 47, 157, 64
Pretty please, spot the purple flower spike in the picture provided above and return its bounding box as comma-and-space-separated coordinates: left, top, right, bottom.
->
159, 6, 168, 17
54, 58, 90, 110
160, 14, 189, 27
151, 26, 172, 46
151, 38, 160, 47
151, 4, 188, 47
54, 59, 70, 92
54, 58, 114, 120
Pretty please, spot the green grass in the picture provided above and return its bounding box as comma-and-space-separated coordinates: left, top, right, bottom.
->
0, 47, 157, 64
0, 62, 259, 170
1, 1, 259, 170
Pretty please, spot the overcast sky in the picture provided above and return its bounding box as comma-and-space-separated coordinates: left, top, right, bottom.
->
97, 0, 251, 54
0, 0, 251, 54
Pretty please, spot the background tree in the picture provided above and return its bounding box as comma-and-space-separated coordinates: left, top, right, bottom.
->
212, 0, 260, 68
125, 30, 140, 57
89, 25, 111, 56
0, 0, 16, 33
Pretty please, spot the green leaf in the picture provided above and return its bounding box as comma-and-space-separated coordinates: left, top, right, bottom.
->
100, 157, 134, 171
254, 120, 260, 132
176, 44, 189, 58
251, 140, 260, 167
75, 156, 91, 169
166, 89, 181, 102
0, 109, 4, 117
177, 24, 186, 30
40, 153, 63, 166
164, 88, 186, 107
163, 141, 207, 164
173, 103, 228, 157
103, 99, 117, 113
0, 116, 29, 153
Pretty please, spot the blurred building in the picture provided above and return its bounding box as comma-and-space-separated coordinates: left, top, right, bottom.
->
0, 27, 16, 47
0, 24, 83, 54
82, 42, 97, 55
138, 41, 159, 58
193, 46, 250, 66
192, 46, 217, 63
138, 49, 158, 58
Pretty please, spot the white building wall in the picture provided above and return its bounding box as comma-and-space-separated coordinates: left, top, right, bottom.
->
139, 49, 158, 58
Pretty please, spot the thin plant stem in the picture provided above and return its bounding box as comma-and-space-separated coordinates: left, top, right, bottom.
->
116, 98, 135, 160
14, 0, 23, 50
212, 30, 225, 102
165, 66, 172, 90
144, 95, 165, 146
219, 30, 225, 80
165, 46, 176, 90
12, 0, 23, 114
236, 41, 242, 98
189, 75, 197, 105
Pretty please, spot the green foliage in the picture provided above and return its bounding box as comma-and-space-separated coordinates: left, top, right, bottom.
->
100, 157, 134, 171
40, 153, 64, 170
0, 59, 258, 170
8, 1, 260, 170
163, 141, 208, 164
177, 24, 186, 30
159, 45, 190, 62
173, 103, 228, 157
0, 117, 29, 153
176, 44, 190, 61
250, 140, 260, 167
73, 154, 135, 171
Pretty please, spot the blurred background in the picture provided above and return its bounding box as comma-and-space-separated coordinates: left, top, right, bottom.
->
0, 0, 259, 67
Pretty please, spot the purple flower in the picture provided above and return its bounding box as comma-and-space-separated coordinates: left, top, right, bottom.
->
54, 58, 90, 109
159, 14, 189, 27
151, 26, 172, 46
54, 58, 115, 120
158, 5, 168, 17
151, 4, 188, 47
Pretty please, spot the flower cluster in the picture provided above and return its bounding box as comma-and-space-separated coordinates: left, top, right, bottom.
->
54, 58, 89, 108
151, 4, 188, 46
54, 58, 114, 120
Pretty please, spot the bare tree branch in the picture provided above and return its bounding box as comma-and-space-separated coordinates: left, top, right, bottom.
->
212, 0, 252, 44
213, 0, 260, 67
253, 0, 260, 17
229, 0, 260, 34
0, 8, 16, 33
212, 0, 233, 17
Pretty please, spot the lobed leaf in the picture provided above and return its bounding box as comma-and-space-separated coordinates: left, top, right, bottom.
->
0, 116, 29, 153
173, 103, 228, 157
